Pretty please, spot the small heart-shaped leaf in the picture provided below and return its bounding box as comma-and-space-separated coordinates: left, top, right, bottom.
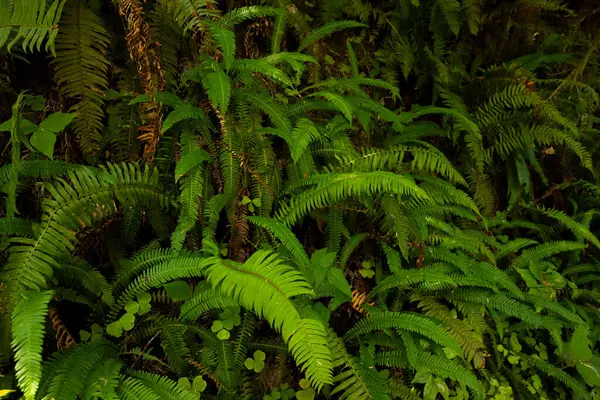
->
192, 376, 207, 392
106, 321, 123, 337
299, 378, 311, 390
254, 350, 266, 362
296, 388, 315, 400
137, 292, 151, 304
178, 377, 192, 390
244, 358, 255, 370
217, 329, 230, 340
125, 301, 140, 314
211, 320, 223, 332
254, 359, 265, 373
119, 313, 135, 331
79, 330, 91, 342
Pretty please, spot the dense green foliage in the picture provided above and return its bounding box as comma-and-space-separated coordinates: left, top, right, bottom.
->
1, 0, 600, 399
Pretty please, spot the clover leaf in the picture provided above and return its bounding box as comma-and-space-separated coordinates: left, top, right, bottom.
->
244, 350, 266, 373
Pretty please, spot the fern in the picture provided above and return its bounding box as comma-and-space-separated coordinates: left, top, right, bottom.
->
0, 0, 65, 54
247, 216, 310, 266
2, 164, 167, 299
52, 0, 110, 155
11, 290, 53, 400
345, 312, 462, 353
298, 21, 366, 51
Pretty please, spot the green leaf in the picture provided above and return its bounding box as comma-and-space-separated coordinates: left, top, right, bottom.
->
178, 377, 192, 391
241, 196, 252, 205
327, 268, 351, 299
217, 329, 230, 340
299, 378, 311, 390
192, 376, 207, 392
254, 359, 265, 373
568, 326, 592, 361
137, 293, 151, 304
124, 301, 140, 314
163, 280, 193, 302
577, 356, 600, 387
91, 324, 102, 335
138, 302, 151, 315
254, 350, 266, 362
79, 330, 91, 342
222, 319, 234, 330
20, 119, 37, 134
24, 95, 45, 111
245, 358, 255, 370
211, 320, 223, 332
106, 321, 123, 337
296, 388, 315, 400
119, 313, 135, 331
39, 112, 77, 133
0, 119, 11, 131
29, 129, 56, 158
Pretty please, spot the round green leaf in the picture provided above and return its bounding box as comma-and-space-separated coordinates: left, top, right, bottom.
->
254, 360, 265, 373
296, 388, 315, 400
222, 318, 234, 330
271, 391, 281, 400
125, 301, 140, 314
231, 314, 241, 326
217, 329, 230, 340
91, 323, 102, 334
192, 376, 207, 392
119, 313, 135, 331
137, 292, 151, 304
299, 378, 311, 390
138, 302, 151, 315
178, 377, 192, 390
244, 358, 255, 370
106, 321, 123, 337
254, 350, 266, 362
79, 330, 91, 342
211, 320, 223, 332
163, 280, 192, 302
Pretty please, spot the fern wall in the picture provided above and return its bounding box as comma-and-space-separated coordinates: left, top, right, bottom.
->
0, 0, 600, 399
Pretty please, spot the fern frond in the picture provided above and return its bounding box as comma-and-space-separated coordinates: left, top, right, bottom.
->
0, 0, 65, 54
345, 312, 461, 353
127, 371, 199, 400
179, 287, 239, 320
233, 59, 293, 87
11, 290, 53, 400
298, 21, 366, 51
277, 172, 430, 226
328, 329, 383, 400
0, 218, 34, 237
247, 216, 310, 267
510, 241, 587, 269
219, 6, 280, 28
524, 355, 589, 398
203, 61, 232, 112
39, 340, 118, 399
2, 164, 167, 301
207, 22, 235, 70
52, 0, 110, 154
